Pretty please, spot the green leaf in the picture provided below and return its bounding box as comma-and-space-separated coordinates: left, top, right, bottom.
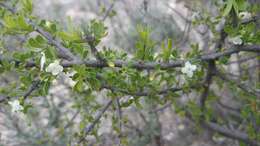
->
3, 14, 33, 34
3, 15, 16, 29
13, 51, 32, 62
28, 35, 46, 48
232, 0, 239, 16
223, 0, 233, 16
74, 80, 84, 92
165, 39, 172, 61
58, 31, 81, 42
70, 43, 88, 58
236, 0, 248, 11
23, 103, 33, 113
134, 97, 142, 109
135, 25, 155, 61
83, 20, 108, 44
41, 80, 50, 95
21, 0, 33, 14
218, 56, 230, 64
167, 38, 172, 51
45, 47, 57, 59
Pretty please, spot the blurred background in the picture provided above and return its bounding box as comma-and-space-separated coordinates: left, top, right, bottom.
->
0, 0, 259, 146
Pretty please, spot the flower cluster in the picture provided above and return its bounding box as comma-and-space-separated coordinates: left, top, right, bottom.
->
46, 60, 64, 76
181, 61, 197, 78
40, 52, 64, 76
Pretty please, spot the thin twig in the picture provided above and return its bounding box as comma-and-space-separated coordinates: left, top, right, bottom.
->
23, 80, 40, 99
0, 80, 40, 103
204, 122, 260, 146
149, 102, 172, 113
116, 98, 122, 146
227, 55, 258, 65
199, 61, 215, 112
101, 0, 117, 21
64, 110, 80, 129
216, 68, 259, 96
78, 99, 113, 144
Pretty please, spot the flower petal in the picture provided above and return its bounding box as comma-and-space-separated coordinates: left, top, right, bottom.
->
46, 60, 63, 76
40, 52, 46, 71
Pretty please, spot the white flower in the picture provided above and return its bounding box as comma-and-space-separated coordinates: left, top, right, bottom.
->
229, 36, 243, 45
181, 61, 197, 78
46, 60, 63, 76
8, 100, 24, 113
239, 12, 252, 21
40, 52, 46, 71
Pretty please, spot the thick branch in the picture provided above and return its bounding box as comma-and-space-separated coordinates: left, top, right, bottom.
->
13, 44, 259, 70
34, 26, 77, 61
101, 84, 184, 96
65, 59, 183, 69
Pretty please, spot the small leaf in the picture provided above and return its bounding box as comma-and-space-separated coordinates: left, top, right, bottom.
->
74, 80, 84, 92
223, 0, 233, 16
108, 61, 115, 67
21, 0, 33, 14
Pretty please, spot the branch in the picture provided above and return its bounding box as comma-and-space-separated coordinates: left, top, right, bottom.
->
216, 68, 259, 96
204, 122, 260, 146
78, 99, 113, 144
64, 59, 184, 69
33, 26, 77, 61
0, 80, 40, 103
186, 110, 259, 146
149, 102, 172, 113
101, 84, 184, 96
227, 55, 258, 65
116, 97, 123, 142
30, 44, 260, 70
0, 3, 77, 61
101, 0, 117, 21
23, 80, 40, 99
199, 61, 215, 111
5, 44, 257, 71
64, 110, 80, 129
0, 3, 15, 13
201, 45, 260, 61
